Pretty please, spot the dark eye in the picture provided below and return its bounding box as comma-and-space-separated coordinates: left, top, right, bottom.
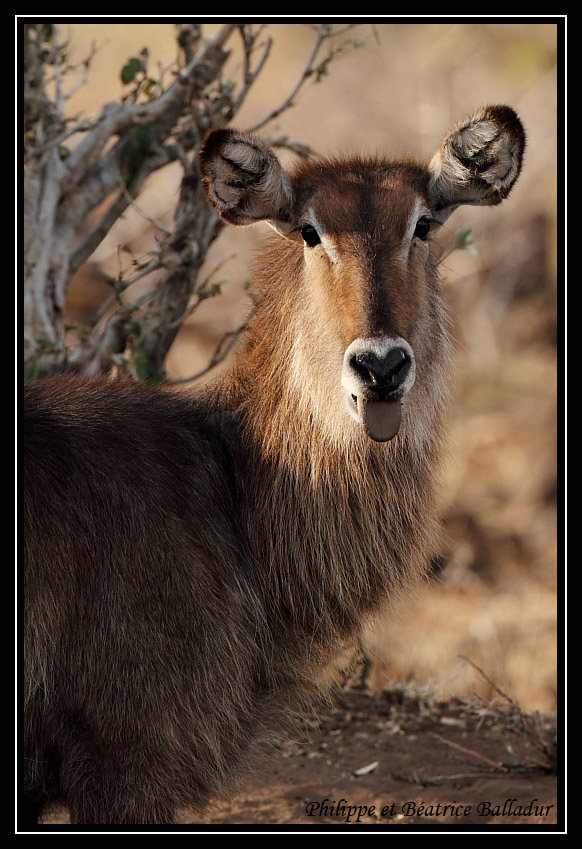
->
300, 224, 321, 247
414, 216, 431, 240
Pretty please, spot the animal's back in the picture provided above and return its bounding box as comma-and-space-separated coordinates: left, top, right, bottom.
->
23, 374, 270, 823
23, 374, 240, 602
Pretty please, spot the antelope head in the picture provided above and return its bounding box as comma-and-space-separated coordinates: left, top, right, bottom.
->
199, 106, 525, 443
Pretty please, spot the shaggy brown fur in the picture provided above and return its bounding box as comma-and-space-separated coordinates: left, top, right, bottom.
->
22, 106, 525, 826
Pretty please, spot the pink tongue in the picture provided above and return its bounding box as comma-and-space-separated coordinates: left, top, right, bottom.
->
357, 397, 402, 442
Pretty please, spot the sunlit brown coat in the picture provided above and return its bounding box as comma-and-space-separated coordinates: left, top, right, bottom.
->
23, 105, 525, 825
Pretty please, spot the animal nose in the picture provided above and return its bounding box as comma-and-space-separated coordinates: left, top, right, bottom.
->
350, 347, 413, 398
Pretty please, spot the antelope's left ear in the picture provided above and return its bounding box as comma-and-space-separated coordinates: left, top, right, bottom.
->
428, 105, 526, 223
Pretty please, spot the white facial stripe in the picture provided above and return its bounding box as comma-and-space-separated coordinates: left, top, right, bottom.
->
305, 208, 339, 264
398, 197, 426, 263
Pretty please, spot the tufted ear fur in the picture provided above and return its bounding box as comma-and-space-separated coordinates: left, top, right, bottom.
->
199, 128, 295, 234
427, 105, 526, 223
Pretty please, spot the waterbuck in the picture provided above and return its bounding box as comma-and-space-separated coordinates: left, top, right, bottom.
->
22, 105, 525, 825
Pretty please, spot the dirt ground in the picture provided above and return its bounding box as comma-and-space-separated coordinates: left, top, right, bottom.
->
39, 683, 559, 832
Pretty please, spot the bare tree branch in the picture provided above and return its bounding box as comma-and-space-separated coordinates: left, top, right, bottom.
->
228, 26, 273, 119
60, 24, 236, 194
23, 22, 364, 382
166, 300, 260, 385
248, 24, 357, 133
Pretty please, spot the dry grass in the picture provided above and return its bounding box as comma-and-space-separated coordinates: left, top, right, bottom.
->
60, 21, 558, 712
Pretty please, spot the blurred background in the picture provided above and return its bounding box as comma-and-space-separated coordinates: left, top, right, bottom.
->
58, 21, 559, 712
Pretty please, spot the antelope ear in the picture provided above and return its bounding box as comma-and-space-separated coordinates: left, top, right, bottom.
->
428, 105, 526, 223
199, 128, 295, 234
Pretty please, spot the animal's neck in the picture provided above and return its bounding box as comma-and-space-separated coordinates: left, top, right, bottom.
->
207, 242, 450, 641
213, 346, 444, 645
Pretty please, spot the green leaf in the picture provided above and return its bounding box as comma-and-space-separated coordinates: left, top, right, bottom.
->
35, 337, 59, 354
64, 323, 91, 340
456, 228, 478, 255
121, 57, 145, 85
131, 347, 150, 382
129, 345, 161, 386
76, 324, 92, 340
141, 77, 158, 97
207, 283, 222, 298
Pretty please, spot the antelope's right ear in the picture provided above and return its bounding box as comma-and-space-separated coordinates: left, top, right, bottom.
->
199, 128, 295, 234
427, 105, 526, 223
